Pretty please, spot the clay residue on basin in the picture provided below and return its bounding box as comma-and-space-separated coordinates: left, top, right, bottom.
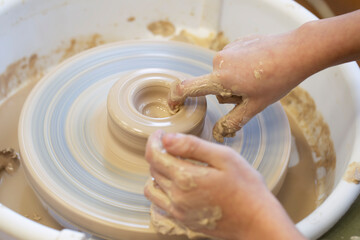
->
147, 20, 176, 37
58, 33, 105, 62
147, 19, 230, 51
0, 34, 109, 229
0, 33, 107, 105
0, 54, 41, 103
172, 30, 229, 51
127, 16, 136, 22
281, 87, 336, 206
344, 162, 360, 184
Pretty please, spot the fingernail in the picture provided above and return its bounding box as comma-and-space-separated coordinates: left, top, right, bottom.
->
155, 129, 165, 138
148, 130, 166, 149
162, 133, 183, 147
163, 133, 177, 142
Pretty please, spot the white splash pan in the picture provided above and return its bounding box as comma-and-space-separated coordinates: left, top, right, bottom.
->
0, 0, 359, 239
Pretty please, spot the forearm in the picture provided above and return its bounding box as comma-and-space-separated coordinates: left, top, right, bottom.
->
292, 10, 360, 78
241, 190, 305, 240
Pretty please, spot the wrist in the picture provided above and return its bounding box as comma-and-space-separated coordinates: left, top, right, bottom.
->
295, 11, 360, 71
243, 189, 305, 240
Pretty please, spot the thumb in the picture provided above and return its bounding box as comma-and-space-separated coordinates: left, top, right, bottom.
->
213, 98, 262, 143
161, 133, 236, 169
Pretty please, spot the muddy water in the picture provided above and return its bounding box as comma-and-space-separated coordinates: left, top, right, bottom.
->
0, 81, 317, 230
277, 115, 317, 223
0, 82, 62, 230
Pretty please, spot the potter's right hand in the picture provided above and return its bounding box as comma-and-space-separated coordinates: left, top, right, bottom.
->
144, 130, 305, 240
169, 10, 360, 143
169, 33, 304, 143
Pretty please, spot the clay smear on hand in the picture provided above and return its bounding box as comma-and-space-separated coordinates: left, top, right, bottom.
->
253, 61, 264, 80
150, 204, 211, 239
150, 133, 198, 191
214, 98, 250, 142
186, 206, 222, 230
174, 166, 197, 191
168, 74, 249, 142
148, 133, 222, 238
168, 73, 232, 110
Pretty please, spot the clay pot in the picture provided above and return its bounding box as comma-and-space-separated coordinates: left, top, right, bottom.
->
107, 68, 206, 153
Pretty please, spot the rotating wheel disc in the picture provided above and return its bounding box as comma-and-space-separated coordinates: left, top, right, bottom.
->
18, 41, 291, 239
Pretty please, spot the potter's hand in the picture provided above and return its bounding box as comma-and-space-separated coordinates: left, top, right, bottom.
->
144, 130, 305, 240
169, 10, 360, 143
169, 34, 302, 143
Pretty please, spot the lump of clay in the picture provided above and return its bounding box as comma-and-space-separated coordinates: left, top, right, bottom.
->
0, 148, 20, 175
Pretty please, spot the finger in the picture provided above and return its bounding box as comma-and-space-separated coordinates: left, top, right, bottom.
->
146, 130, 201, 179
145, 129, 164, 164
144, 178, 172, 212
145, 178, 187, 222
216, 94, 243, 104
213, 98, 260, 143
161, 133, 234, 169
150, 168, 172, 193
168, 73, 232, 111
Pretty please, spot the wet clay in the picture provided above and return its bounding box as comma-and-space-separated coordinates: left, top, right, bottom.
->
344, 162, 360, 184
135, 85, 173, 118
147, 20, 176, 37
169, 73, 247, 143
169, 74, 232, 112
151, 204, 210, 239
148, 179, 211, 239
142, 102, 172, 118
174, 167, 198, 191
212, 98, 248, 143
0, 148, 20, 176
107, 69, 207, 152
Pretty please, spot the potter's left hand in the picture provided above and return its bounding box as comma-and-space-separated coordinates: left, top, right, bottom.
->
144, 130, 305, 240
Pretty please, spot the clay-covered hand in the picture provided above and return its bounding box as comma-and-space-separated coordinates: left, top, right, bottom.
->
170, 10, 360, 143
144, 130, 305, 240
168, 33, 311, 143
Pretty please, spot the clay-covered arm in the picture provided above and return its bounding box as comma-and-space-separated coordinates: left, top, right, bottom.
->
169, 10, 360, 142
144, 130, 306, 240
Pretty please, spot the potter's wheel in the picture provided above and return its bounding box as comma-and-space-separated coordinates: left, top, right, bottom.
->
18, 41, 291, 239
